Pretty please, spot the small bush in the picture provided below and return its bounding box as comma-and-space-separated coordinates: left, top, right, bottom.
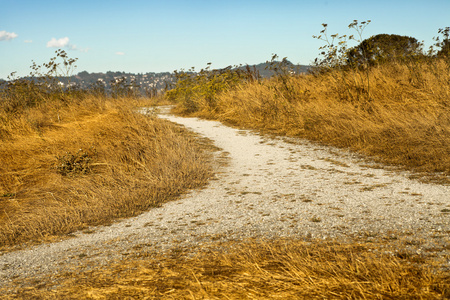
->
0, 49, 80, 116
56, 148, 95, 176
166, 63, 259, 114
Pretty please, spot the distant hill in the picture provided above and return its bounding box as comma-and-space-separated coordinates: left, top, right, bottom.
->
60, 61, 309, 94
238, 61, 310, 78
0, 71, 174, 96
1, 62, 310, 95
62, 71, 174, 95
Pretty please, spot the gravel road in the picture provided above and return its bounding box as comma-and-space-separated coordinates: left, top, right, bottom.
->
1, 107, 449, 290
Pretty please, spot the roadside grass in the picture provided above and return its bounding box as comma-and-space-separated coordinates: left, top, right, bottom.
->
0, 95, 214, 249
5, 239, 449, 299
2, 48, 449, 299
171, 59, 450, 182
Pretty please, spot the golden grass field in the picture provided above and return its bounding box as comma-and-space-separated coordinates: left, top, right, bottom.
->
1, 57, 449, 298
175, 59, 450, 183
0, 95, 213, 250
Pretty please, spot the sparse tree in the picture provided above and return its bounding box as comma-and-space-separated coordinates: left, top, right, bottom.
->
435, 27, 450, 57
347, 34, 423, 66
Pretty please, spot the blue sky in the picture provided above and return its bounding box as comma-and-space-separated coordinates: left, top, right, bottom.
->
1, 0, 449, 79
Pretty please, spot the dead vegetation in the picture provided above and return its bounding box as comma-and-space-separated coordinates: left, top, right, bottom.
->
173, 59, 449, 182
4, 239, 448, 299
2, 28, 449, 298
0, 94, 213, 249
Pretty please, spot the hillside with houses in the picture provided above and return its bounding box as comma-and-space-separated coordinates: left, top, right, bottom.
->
0, 62, 310, 97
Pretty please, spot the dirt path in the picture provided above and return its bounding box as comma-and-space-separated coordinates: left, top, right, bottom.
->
1, 108, 449, 289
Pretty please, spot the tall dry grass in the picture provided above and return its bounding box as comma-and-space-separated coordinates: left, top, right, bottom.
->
2, 52, 449, 298
0, 94, 213, 249
6, 239, 448, 299
184, 59, 450, 179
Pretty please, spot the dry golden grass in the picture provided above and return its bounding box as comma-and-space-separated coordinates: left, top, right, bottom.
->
5, 239, 448, 299
2, 60, 449, 298
181, 59, 450, 181
0, 95, 213, 249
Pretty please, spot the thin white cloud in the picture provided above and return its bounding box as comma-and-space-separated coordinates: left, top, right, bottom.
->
71, 44, 89, 52
116, 52, 125, 55
46, 37, 89, 52
0, 30, 18, 41
24, 40, 32, 43
47, 37, 70, 48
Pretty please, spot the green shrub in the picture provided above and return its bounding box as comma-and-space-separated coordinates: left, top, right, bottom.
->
166, 63, 258, 114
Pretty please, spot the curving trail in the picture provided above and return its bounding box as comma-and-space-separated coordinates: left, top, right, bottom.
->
1, 107, 449, 289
